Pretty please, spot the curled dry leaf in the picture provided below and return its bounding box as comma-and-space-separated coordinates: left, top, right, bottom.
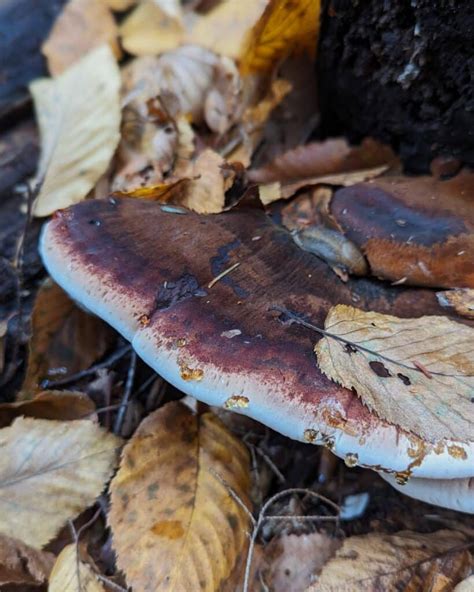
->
437, 289, 474, 319
120, 0, 183, 56
261, 532, 341, 592
21, 280, 114, 400
315, 305, 474, 442
250, 137, 396, 203
309, 530, 471, 591
30, 44, 121, 217
108, 401, 252, 591
41, 0, 121, 76
0, 417, 120, 548
113, 179, 191, 202
239, 0, 320, 75
0, 390, 95, 428
49, 544, 105, 592
0, 534, 55, 589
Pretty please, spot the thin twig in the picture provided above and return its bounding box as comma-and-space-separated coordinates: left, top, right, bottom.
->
96, 574, 130, 592
114, 351, 137, 434
41, 345, 132, 388
208, 262, 240, 289
68, 506, 102, 591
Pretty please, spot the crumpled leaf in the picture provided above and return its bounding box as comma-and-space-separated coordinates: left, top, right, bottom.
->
249, 137, 396, 202
315, 305, 474, 442
179, 148, 245, 213
0, 417, 120, 548
437, 289, 474, 319
0, 391, 95, 428
108, 401, 252, 591
30, 44, 121, 217
309, 530, 471, 591
0, 534, 55, 589
42, 0, 121, 76
49, 544, 105, 592
120, 0, 184, 56
262, 533, 341, 592
239, 0, 320, 75
21, 280, 114, 400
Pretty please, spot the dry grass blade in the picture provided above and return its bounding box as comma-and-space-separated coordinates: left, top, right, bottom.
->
108, 401, 252, 591
0, 417, 120, 548
30, 44, 121, 217
315, 305, 474, 442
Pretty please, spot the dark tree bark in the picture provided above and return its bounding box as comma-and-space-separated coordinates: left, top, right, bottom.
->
317, 0, 474, 172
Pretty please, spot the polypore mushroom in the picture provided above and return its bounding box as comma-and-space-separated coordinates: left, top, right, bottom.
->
329, 170, 474, 288
40, 198, 474, 512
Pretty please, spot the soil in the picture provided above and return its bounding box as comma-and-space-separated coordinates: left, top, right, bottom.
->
317, 0, 474, 173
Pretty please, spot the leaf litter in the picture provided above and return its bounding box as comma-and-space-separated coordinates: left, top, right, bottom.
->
1, 0, 473, 589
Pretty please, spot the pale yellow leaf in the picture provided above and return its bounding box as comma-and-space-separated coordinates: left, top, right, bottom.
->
42, 0, 121, 75
49, 544, 105, 592
103, 0, 137, 10
30, 45, 121, 217
0, 534, 54, 588
455, 575, 474, 591
108, 401, 252, 592
315, 305, 474, 442
309, 530, 470, 591
120, 0, 183, 56
186, 0, 268, 60
0, 417, 120, 548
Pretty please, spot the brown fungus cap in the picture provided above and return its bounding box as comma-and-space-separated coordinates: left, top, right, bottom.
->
330, 170, 474, 288
40, 198, 474, 488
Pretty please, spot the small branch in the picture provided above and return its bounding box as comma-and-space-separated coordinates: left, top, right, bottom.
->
114, 351, 137, 434
208, 262, 240, 289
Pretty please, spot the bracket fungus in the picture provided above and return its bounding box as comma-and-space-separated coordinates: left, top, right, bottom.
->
40, 198, 474, 513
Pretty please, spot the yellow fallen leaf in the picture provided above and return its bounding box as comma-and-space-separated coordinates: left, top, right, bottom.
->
437, 288, 474, 320
180, 148, 243, 213
120, 0, 183, 56
108, 401, 252, 591
113, 178, 191, 201
49, 544, 105, 592
30, 44, 121, 217
239, 0, 321, 75
187, 0, 268, 60
315, 305, 474, 442
0, 390, 95, 428
42, 0, 121, 75
309, 530, 470, 591
0, 417, 120, 548
0, 534, 55, 589
21, 280, 114, 400
103, 0, 137, 10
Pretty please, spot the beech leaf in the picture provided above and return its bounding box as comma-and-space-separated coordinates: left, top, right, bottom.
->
108, 401, 252, 591
309, 530, 470, 591
21, 280, 114, 400
49, 544, 106, 592
437, 288, 474, 320
0, 417, 120, 548
30, 44, 121, 217
315, 305, 474, 442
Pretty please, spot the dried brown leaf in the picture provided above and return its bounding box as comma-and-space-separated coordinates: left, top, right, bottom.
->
315, 305, 474, 442
42, 0, 121, 76
21, 280, 114, 400
0, 417, 120, 548
31, 45, 121, 217
0, 534, 55, 588
309, 530, 471, 592
0, 390, 95, 428
120, 0, 184, 56
249, 138, 396, 184
49, 544, 106, 592
437, 289, 474, 320
262, 533, 341, 592
108, 401, 252, 591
